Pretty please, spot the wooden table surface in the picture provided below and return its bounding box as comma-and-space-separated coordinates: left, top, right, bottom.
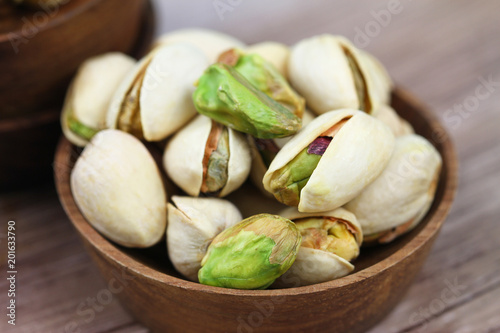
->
1, 0, 499, 332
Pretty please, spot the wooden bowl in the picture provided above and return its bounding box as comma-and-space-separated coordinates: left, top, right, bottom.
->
54, 89, 458, 333
0, 0, 155, 189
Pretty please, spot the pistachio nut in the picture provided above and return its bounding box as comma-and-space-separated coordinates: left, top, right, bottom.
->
263, 109, 395, 212
61, 53, 135, 146
154, 28, 246, 63
198, 214, 301, 289
249, 110, 316, 196
107, 43, 209, 141
374, 104, 414, 137
345, 134, 442, 244
167, 196, 242, 281
71, 130, 167, 248
164, 115, 251, 197
218, 48, 304, 118
275, 207, 362, 287
245, 42, 290, 78
193, 63, 302, 139
288, 34, 389, 115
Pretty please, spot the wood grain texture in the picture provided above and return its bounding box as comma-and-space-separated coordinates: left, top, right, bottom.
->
1, 0, 499, 332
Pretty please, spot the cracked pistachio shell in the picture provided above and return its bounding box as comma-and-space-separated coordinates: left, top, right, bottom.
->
374, 105, 414, 137
249, 110, 316, 197
359, 50, 393, 105
275, 207, 362, 287
61, 53, 135, 147
167, 196, 242, 281
288, 34, 384, 115
154, 28, 246, 63
198, 214, 301, 289
107, 43, 209, 141
163, 115, 251, 197
345, 134, 442, 244
263, 109, 395, 212
245, 42, 290, 78
193, 63, 302, 139
71, 130, 167, 248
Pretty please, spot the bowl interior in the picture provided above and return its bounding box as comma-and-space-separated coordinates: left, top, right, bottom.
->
55, 88, 457, 294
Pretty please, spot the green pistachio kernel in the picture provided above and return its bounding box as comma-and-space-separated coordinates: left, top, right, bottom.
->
198, 214, 301, 289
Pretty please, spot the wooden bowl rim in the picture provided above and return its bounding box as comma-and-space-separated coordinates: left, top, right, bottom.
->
54, 87, 458, 297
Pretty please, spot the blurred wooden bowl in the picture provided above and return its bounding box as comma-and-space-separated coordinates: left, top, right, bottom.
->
54, 89, 458, 333
0, 0, 154, 189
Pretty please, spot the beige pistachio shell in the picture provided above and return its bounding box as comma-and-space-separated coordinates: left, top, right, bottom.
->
61, 53, 135, 146
374, 105, 414, 137
263, 109, 395, 212
275, 247, 354, 288
167, 196, 242, 281
107, 43, 209, 141
345, 134, 442, 241
288, 34, 382, 115
245, 42, 290, 78
275, 207, 361, 287
163, 115, 251, 197
250, 110, 316, 196
71, 130, 167, 248
154, 28, 246, 63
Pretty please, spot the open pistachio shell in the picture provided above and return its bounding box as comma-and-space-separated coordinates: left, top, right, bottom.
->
288, 34, 385, 115
61, 53, 135, 146
107, 43, 209, 141
359, 50, 393, 105
154, 28, 246, 63
249, 110, 316, 196
167, 196, 242, 281
263, 109, 395, 212
163, 115, 251, 197
345, 134, 442, 244
71, 130, 167, 248
274, 207, 362, 287
245, 42, 290, 78
374, 105, 414, 137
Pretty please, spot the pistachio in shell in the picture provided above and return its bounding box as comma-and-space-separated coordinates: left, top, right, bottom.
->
245, 41, 290, 78
198, 214, 302, 289
288, 34, 389, 115
71, 130, 167, 248
154, 28, 246, 63
249, 110, 316, 196
167, 196, 242, 281
163, 115, 251, 197
192, 63, 302, 139
263, 109, 395, 212
345, 134, 442, 244
61, 53, 135, 146
275, 207, 362, 287
218, 48, 304, 118
107, 43, 209, 141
